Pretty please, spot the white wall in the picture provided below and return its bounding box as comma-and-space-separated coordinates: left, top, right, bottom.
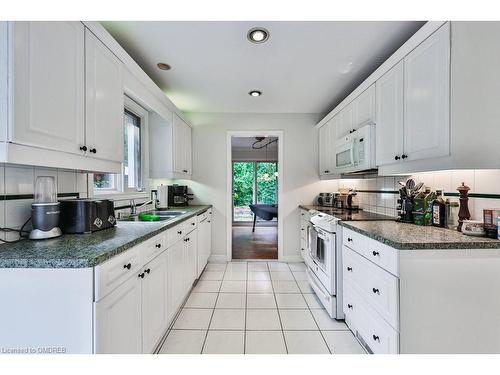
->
185, 112, 339, 261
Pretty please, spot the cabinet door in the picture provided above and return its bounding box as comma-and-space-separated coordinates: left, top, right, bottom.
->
11, 22, 85, 154
185, 231, 198, 288
95, 275, 142, 354
404, 23, 450, 162
184, 123, 193, 175
338, 103, 354, 140
375, 61, 404, 166
167, 240, 185, 317
85, 29, 124, 162
318, 124, 330, 175
197, 220, 208, 278
354, 84, 376, 128
142, 252, 168, 353
173, 114, 192, 175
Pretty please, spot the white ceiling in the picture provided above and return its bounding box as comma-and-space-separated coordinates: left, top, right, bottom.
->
102, 21, 425, 114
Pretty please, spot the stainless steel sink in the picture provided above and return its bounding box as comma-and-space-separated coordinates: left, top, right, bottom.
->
118, 210, 187, 222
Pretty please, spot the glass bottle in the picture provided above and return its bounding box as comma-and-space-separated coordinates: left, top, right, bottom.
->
432, 190, 446, 227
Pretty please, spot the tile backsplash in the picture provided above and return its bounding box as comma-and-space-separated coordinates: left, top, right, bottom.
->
0, 165, 88, 241
340, 170, 500, 221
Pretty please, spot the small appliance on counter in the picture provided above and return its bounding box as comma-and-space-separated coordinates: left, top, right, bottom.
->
317, 192, 339, 207
29, 176, 62, 240
168, 185, 193, 207
59, 198, 116, 234
156, 184, 169, 210
336, 188, 359, 210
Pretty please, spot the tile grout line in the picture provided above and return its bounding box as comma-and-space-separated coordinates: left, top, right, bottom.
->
291, 267, 332, 354
200, 262, 228, 354
270, 262, 289, 354
243, 262, 248, 354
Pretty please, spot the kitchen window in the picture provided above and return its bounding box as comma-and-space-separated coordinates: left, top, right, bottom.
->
93, 97, 148, 195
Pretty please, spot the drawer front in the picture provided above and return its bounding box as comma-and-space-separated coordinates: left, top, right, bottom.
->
363, 237, 399, 276
184, 216, 198, 234
95, 244, 142, 301
141, 233, 166, 266
344, 280, 399, 354
342, 227, 366, 254
167, 223, 185, 248
343, 246, 399, 330
197, 211, 208, 223
300, 209, 310, 222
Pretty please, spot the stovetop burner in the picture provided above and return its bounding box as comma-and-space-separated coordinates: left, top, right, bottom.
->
301, 205, 394, 222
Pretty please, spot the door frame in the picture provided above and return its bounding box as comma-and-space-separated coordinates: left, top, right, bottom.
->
226, 130, 284, 262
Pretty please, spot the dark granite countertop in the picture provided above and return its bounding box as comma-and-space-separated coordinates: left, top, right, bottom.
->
0, 205, 211, 269
340, 220, 500, 250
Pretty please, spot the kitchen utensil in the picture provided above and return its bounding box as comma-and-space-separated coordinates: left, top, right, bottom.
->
138, 212, 161, 221
29, 176, 62, 240
413, 182, 424, 194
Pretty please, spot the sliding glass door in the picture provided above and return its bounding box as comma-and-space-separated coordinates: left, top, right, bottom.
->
233, 161, 278, 222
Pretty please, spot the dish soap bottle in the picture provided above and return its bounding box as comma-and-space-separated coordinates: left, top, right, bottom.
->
432, 190, 446, 227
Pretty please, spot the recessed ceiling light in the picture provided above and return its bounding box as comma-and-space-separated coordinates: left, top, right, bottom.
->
157, 62, 171, 71
249, 90, 262, 97
247, 27, 270, 44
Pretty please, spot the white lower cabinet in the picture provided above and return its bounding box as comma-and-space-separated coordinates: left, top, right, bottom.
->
94, 212, 211, 353
342, 226, 500, 354
196, 210, 212, 278
95, 274, 142, 354
141, 251, 169, 354
167, 239, 186, 319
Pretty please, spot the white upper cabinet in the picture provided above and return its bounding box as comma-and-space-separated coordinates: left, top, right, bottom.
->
85, 30, 124, 163
403, 23, 450, 162
318, 116, 338, 176
319, 122, 331, 175
337, 102, 354, 140
173, 114, 193, 176
9, 22, 85, 154
149, 111, 193, 179
353, 84, 376, 128
376, 61, 404, 166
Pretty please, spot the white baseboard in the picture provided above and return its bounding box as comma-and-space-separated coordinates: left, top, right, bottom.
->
208, 254, 227, 263
280, 255, 304, 263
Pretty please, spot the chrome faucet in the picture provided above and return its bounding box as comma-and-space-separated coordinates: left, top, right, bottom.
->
130, 199, 154, 215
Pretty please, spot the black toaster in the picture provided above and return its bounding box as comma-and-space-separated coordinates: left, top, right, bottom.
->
59, 198, 116, 234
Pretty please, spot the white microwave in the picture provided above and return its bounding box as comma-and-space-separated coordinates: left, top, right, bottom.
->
334, 124, 376, 173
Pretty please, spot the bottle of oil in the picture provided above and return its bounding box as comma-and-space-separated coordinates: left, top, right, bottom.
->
432, 189, 446, 227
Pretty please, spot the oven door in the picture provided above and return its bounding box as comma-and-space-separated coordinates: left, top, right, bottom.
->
309, 225, 331, 274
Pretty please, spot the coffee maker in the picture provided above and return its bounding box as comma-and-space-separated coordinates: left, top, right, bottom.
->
168, 185, 193, 207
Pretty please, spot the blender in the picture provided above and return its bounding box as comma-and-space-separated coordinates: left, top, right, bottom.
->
29, 176, 62, 240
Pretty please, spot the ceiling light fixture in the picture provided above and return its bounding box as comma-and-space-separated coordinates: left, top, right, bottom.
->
247, 27, 270, 44
249, 90, 262, 97
157, 62, 171, 71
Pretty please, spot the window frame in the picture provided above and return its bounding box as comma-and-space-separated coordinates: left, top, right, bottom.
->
231, 160, 278, 222
92, 96, 149, 198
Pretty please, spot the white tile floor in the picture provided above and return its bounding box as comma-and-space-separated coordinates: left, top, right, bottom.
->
159, 261, 366, 354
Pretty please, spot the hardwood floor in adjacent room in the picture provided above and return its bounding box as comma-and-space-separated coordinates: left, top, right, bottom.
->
232, 226, 278, 259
